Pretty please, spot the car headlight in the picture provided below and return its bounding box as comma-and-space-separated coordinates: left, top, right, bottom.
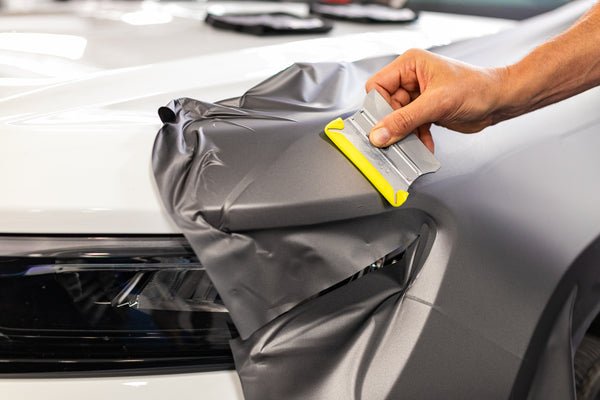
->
0, 224, 430, 376
0, 235, 236, 375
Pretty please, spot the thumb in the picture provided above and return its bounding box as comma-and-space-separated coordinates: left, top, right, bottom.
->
369, 96, 433, 147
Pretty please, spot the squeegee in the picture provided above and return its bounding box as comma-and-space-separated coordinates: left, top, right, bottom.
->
324, 90, 441, 207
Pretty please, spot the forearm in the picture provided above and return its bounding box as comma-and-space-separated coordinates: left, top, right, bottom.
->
494, 2, 600, 122
366, 2, 600, 149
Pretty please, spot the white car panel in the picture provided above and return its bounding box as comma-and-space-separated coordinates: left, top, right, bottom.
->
0, 1, 513, 233
0, 370, 244, 400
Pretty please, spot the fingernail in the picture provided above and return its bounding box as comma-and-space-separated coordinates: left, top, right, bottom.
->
370, 127, 390, 147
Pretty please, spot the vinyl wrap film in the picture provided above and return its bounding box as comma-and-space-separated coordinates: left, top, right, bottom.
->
152, 4, 600, 397
152, 57, 445, 400
152, 55, 427, 340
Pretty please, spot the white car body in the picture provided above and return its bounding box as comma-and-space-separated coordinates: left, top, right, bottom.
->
0, 1, 513, 398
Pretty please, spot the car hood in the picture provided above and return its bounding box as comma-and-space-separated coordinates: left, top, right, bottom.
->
0, 0, 514, 233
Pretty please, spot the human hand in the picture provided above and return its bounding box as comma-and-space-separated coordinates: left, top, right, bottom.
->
365, 49, 508, 152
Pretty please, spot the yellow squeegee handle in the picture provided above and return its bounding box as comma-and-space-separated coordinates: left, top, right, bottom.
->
324, 118, 408, 207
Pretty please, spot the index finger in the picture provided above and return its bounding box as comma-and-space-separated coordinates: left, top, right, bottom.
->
365, 61, 403, 103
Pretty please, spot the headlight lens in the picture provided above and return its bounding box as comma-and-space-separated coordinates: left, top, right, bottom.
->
0, 235, 236, 375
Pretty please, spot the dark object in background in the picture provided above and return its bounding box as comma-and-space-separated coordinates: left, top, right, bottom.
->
310, 2, 418, 23
205, 12, 333, 35
405, 0, 571, 20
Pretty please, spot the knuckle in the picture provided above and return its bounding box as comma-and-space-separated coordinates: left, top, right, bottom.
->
402, 48, 427, 62
390, 111, 415, 134
402, 48, 420, 58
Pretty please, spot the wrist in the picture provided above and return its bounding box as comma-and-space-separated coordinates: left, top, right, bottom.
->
488, 61, 535, 125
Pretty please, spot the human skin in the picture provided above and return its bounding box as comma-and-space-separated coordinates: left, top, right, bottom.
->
366, 1, 600, 152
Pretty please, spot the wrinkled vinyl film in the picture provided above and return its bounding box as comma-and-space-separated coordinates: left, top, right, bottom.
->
154, 4, 600, 400
152, 56, 432, 339
231, 224, 436, 400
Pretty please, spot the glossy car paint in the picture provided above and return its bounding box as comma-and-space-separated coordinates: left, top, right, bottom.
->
0, 371, 244, 400
0, 1, 513, 234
